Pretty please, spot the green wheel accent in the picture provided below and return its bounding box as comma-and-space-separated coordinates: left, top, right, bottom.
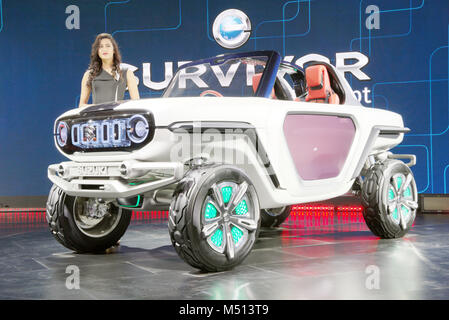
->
403, 186, 411, 198
392, 208, 399, 221
388, 188, 395, 201
222, 186, 233, 204
234, 200, 248, 215
205, 202, 218, 219
211, 228, 223, 247
231, 226, 244, 244
396, 176, 403, 190
401, 205, 409, 217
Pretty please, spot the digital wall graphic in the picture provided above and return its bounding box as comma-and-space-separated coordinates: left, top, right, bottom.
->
0, 0, 447, 196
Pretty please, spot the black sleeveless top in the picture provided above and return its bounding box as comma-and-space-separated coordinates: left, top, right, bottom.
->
91, 69, 127, 104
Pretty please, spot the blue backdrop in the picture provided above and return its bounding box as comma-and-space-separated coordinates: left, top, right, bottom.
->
0, 0, 447, 196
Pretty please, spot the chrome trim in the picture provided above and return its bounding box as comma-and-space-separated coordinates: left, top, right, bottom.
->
352, 125, 410, 179
48, 161, 184, 198
388, 153, 416, 167
168, 121, 254, 133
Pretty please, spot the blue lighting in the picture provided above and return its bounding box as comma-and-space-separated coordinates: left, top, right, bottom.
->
71, 118, 131, 149
219, 16, 244, 41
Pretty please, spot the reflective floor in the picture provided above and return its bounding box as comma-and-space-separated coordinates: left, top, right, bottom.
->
1, 212, 449, 299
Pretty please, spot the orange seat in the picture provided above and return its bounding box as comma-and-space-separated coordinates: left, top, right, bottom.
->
252, 73, 276, 99
305, 65, 339, 104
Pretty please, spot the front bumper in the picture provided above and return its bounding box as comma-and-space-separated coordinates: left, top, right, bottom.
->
48, 160, 184, 198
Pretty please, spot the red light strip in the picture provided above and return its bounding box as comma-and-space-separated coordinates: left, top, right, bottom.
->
0, 205, 365, 225
288, 204, 365, 226
0, 208, 47, 212
0, 210, 47, 225
131, 211, 169, 221
291, 205, 364, 211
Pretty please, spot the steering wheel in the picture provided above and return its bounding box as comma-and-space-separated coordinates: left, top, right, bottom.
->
200, 90, 223, 97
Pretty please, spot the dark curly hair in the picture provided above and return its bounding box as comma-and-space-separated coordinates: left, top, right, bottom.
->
86, 33, 122, 88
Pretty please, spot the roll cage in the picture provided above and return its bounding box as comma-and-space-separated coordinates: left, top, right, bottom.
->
163, 50, 345, 103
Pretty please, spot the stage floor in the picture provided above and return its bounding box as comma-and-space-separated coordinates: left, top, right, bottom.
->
1, 213, 449, 299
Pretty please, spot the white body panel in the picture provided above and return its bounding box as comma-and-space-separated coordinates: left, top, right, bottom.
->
50, 96, 405, 209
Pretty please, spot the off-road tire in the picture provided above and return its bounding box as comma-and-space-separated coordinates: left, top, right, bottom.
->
260, 206, 292, 228
46, 184, 132, 253
168, 164, 260, 272
361, 160, 418, 239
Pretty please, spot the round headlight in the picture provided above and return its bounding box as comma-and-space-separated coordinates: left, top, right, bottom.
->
135, 120, 147, 137
56, 121, 69, 147
127, 115, 149, 143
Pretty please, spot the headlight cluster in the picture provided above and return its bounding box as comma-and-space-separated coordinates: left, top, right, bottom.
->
56, 122, 69, 147
54, 112, 154, 153
127, 115, 150, 143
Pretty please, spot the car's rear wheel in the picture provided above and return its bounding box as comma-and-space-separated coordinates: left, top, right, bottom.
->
260, 206, 292, 228
361, 160, 418, 238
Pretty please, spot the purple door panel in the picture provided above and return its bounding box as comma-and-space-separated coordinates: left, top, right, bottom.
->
283, 114, 356, 180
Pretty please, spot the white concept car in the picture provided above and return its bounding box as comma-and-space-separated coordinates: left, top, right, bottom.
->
47, 51, 418, 271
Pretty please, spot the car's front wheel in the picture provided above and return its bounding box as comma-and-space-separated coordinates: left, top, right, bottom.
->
46, 185, 131, 253
169, 164, 260, 272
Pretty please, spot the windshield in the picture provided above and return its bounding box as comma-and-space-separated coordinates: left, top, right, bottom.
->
163, 56, 268, 98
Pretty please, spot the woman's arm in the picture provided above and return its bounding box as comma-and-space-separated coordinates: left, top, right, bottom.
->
127, 69, 140, 100
79, 71, 91, 107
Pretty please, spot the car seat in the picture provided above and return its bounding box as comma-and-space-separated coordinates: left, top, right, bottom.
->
252, 73, 276, 99
305, 65, 340, 104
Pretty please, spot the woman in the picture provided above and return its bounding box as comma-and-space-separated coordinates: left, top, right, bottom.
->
79, 33, 139, 107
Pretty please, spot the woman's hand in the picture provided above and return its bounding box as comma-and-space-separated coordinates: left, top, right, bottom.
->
126, 69, 140, 100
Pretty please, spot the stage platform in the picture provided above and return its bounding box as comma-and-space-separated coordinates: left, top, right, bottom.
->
1, 211, 449, 300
